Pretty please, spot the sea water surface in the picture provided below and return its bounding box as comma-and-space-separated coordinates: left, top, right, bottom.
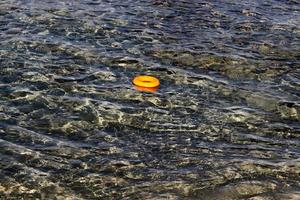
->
0, 0, 300, 199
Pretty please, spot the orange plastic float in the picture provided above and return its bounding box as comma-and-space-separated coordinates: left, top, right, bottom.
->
132, 75, 160, 92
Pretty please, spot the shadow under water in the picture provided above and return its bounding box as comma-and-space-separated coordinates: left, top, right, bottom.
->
0, 0, 299, 199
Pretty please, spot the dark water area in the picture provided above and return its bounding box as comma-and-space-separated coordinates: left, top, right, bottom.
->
0, 0, 300, 199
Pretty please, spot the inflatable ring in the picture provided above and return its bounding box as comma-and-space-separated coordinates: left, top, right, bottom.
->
133, 75, 160, 88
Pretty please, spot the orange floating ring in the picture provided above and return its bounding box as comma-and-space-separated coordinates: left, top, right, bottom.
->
133, 75, 160, 88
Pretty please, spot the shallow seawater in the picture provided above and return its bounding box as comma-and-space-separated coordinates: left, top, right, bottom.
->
0, 0, 300, 199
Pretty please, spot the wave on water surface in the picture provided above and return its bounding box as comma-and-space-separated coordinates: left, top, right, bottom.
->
0, 0, 300, 199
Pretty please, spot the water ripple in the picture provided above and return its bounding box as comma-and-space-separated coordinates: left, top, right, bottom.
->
0, 0, 299, 199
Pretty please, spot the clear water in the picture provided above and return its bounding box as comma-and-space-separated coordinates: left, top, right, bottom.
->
0, 0, 299, 199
